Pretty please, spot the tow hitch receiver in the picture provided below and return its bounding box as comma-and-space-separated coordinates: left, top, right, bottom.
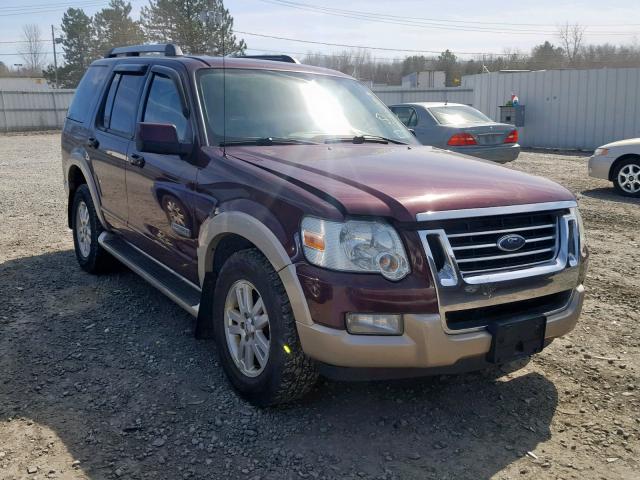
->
486, 315, 546, 364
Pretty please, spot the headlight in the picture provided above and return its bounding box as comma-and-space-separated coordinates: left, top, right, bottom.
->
594, 147, 609, 156
301, 217, 410, 280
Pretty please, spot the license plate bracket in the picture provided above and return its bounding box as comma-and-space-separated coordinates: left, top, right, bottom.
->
486, 315, 546, 364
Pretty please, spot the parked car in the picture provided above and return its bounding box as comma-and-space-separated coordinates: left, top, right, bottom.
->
62, 44, 587, 406
390, 102, 520, 163
589, 138, 640, 197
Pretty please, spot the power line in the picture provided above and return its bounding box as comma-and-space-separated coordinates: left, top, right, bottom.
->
257, 0, 640, 36
0, 2, 107, 17
261, 0, 640, 28
1, 1, 104, 10
233, 29, 515, 56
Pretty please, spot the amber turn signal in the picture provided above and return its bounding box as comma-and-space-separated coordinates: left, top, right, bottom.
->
302, 230, 325, 251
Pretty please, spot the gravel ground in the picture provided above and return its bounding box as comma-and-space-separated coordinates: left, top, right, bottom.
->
0, 133, 638, 480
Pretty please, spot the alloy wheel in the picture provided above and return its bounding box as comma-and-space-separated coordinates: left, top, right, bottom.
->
618, 163, 640, 194
224, 280, 271, 377
76, 201, 92, 258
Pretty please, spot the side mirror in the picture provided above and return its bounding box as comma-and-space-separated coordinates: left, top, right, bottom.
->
136, 122, 192, 156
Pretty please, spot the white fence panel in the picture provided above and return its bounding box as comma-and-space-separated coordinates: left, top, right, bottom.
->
463, 68, 640, 150
0, 90, 74, 133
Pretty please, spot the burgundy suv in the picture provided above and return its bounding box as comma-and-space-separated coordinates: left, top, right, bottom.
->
61, 44, 588, 406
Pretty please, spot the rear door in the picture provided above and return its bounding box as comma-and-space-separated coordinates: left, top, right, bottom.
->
124, 65, 199, 283
90, 65, 147, 229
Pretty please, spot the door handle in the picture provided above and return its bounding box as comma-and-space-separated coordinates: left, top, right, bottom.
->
87, 137, 99, 149
129, 153, 145, 168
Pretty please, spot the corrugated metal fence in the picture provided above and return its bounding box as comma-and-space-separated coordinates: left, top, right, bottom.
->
0, 90, 75, 133
373, 86, 474, 106
463, 68, 640, 150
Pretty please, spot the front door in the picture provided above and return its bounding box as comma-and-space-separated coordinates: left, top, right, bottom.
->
124, 66, 199, 284
90, 68, 147, 228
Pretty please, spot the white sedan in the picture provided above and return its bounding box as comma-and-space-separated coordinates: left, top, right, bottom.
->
589, 138, 640, 197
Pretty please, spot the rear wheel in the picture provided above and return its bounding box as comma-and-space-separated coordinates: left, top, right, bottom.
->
71, 184, 112, 273
613, 157, 640, 197
213, 249, 318, 406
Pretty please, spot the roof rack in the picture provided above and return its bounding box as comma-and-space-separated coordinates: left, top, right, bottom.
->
105, 44, 183, 58
235, 54, 300, 64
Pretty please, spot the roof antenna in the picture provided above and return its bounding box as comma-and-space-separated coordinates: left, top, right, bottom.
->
203, 3, 226, 156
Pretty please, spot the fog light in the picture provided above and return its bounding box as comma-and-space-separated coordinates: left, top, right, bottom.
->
346, 313, 403, 335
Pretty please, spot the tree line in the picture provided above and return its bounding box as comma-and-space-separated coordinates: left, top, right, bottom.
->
304, 33, 640, 87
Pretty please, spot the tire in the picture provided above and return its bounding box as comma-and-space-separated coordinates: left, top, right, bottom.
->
71, 184, 112, 273
212, 249, 318, 406
612, 157, 640, 197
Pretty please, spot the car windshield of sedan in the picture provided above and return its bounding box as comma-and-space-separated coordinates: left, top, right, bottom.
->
429, 105, 492, 126
197, 68, 416, 145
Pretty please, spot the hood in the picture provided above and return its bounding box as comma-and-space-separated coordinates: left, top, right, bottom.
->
602, 137, 640, 149
225, 144, 574, 222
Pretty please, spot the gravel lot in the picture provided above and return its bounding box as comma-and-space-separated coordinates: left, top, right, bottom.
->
0, 133, 638, 480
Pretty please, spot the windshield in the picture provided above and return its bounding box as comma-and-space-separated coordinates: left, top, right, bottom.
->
428, 105, 492, 125
197, 68, 416, 145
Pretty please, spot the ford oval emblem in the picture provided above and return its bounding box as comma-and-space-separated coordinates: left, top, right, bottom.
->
496, 234, 526, 252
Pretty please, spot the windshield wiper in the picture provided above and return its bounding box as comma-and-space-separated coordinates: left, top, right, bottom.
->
219, 137, 318, 147
321, 134, 407, 145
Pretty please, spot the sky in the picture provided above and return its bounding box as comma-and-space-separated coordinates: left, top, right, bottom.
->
0, 0, 639, 67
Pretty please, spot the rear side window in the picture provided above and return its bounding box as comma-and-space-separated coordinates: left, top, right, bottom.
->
67, 65, 108, 123
100, 73, 145, 137
143, 74, 190, 142
392, 106, 418, 128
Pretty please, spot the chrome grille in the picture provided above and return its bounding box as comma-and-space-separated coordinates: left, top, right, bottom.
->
426, 209, 563, 276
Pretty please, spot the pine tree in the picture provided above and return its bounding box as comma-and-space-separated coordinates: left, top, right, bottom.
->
141, 0, 246, 55
93, 0, 145, 58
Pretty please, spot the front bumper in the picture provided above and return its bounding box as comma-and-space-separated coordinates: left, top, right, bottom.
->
297, 284, 584, 370
449, 143, 520, 163
588, 154, 614, 180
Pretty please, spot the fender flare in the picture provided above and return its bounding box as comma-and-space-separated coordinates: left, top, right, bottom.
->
65, 155, 109, 230
196, 211, 313, 329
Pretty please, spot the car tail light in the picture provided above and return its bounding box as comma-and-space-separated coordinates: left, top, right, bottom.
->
447, 132, 477, 146
504, 130, 518, 144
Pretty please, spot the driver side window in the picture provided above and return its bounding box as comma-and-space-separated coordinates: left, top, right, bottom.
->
143, 74, 190, 142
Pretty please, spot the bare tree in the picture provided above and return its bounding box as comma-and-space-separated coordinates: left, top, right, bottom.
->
558, 22, 585, 66
19, 24, 47, 74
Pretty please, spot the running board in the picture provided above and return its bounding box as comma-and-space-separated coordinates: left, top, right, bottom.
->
98, 232, 200, 317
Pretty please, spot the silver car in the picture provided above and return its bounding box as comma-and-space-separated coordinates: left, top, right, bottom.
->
589, 138, 640, 197
390, 102, 520, 163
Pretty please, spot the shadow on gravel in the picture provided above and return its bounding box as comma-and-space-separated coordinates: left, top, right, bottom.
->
581, 187, 640, 205
1, 250, 558, 480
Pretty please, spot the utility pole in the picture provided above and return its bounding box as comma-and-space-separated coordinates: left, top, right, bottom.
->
51, 25, 58, 89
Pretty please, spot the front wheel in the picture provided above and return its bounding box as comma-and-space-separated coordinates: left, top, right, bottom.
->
613, 157, 640, 197
212, 249, 318, 406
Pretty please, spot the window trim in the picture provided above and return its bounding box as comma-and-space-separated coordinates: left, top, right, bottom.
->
96, 68, 147, 140
392, 106, 418, 128
149, 65, 190, 118
140, 70, 193, 144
